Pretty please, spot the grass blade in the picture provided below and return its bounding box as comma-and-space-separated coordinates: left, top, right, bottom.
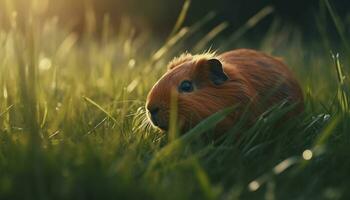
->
146, 106, 236, 173
83, 96, 118, 125
222, 6, 274, 49
168, 0, 191, 39
324, 0, 350, 58
0, 104, 14, 118
331, 53, 349, 113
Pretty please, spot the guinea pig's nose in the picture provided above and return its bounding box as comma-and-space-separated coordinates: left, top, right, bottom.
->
149, 107, 159, 116
147, 106, 160, 125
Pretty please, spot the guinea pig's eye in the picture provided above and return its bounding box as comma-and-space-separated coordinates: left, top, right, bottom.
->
178, 80, 194, 93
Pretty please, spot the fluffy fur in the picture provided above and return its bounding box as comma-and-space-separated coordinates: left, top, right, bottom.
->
146, 49, 304, 133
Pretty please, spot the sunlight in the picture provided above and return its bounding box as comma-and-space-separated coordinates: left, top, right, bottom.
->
39, 57, 52, 71
302, 149, 313, 160
248, 181, 260, 191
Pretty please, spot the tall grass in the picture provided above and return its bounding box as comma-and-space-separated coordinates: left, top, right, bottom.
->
0, 0, 350, 200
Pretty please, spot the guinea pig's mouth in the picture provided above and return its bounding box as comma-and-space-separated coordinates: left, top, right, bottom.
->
157, 125, 168, 131
150, 120, 168, 131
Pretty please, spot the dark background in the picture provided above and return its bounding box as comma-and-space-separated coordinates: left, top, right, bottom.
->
0, 0, 349, 42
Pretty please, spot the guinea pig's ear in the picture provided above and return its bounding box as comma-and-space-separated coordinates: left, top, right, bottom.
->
206, 59, 228, 85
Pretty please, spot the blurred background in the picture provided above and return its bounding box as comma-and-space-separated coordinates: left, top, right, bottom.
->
0, 0, 349, 43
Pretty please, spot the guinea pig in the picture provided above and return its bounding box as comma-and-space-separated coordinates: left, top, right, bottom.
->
146, 49, 304, 133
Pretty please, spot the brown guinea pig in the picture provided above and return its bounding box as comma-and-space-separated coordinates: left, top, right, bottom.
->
146, 49, 304, 133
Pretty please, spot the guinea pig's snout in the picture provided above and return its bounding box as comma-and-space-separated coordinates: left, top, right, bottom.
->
148, 106, 159, 124
146, 105, 168, 130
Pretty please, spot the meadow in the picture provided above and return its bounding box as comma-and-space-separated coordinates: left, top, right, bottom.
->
0, 0, 350, 199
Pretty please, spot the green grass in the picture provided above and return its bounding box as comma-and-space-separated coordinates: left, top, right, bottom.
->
1, 1, 350, 200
